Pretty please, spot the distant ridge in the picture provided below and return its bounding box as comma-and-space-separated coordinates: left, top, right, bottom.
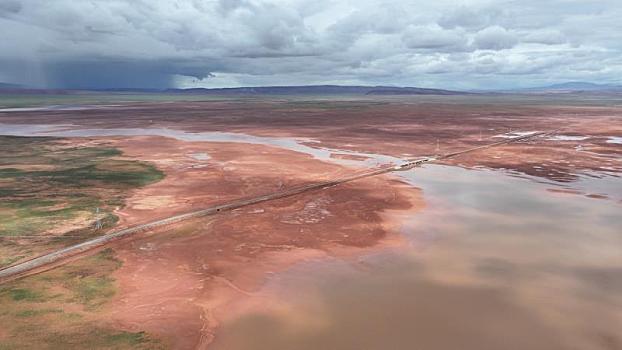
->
518, 81, 622, 93
165, 85, 467, 95
364, 87, 463, 95
0, 82, 24, 89
0, 84, 467, 95
3, 83, 621, 95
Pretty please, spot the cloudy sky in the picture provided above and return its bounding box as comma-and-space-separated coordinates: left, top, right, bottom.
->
1, 0, 621, 89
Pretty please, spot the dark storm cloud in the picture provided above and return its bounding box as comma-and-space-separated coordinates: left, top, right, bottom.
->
43, 61, 212, 89
0, 0, 21, 15
0, 0, 621, 89
402, 26, 469, 52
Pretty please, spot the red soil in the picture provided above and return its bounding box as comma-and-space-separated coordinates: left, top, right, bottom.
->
102, 136, 423, 349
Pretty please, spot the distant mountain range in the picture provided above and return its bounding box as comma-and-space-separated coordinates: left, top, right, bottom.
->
0, 82, 23, 89
514, 82, 622, 93
0, 84, 466, 96
1, 82, 621, 95
165, 85, 466, 95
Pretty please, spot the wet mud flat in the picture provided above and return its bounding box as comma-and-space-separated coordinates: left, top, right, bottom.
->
106, 175, 420, 349
98, 134, 422, 348
0, 127, 423, 349
80, 133, 419, 348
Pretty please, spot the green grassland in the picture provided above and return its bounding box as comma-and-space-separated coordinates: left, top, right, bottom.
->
0, 248, 164, 349
0, 92, 381, 110
0, 136, 163, 267
0, 93, 232, 109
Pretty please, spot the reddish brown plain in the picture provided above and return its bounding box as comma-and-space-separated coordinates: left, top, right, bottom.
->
1, 95, 621, 349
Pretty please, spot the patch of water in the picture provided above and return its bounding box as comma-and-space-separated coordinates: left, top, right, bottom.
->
607, 136, 622, 144
0, 123, 402, 168
546, 135, 590, 141
189, 152, 210, 161
567, 172, 622, 201
493, 130, 538, 139
210, 164, 622, 350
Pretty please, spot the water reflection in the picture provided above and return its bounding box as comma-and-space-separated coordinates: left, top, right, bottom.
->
0, 123, 402, 168
211, 165, 622, 350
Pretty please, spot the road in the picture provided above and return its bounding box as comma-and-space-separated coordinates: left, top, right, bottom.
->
0, 130, 554, 283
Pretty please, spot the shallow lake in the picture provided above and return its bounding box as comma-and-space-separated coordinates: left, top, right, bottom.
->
210, 165, 622, 350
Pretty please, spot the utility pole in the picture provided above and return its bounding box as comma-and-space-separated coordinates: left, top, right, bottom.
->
94, 207, 103, 230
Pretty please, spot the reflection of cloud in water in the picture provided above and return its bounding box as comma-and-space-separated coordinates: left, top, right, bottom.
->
546, 135, 590, 141
213, 165, 622, 350
607, 136, 622, 144
212, 258, 568, 350
493, 130, 538, 138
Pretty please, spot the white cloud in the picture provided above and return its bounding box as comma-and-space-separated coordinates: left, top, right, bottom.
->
0, 0, 620, 89
523, 30, 567, 45
474, 26, 518, 51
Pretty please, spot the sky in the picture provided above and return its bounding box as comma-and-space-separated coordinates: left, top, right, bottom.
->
0, 0, 621, 90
